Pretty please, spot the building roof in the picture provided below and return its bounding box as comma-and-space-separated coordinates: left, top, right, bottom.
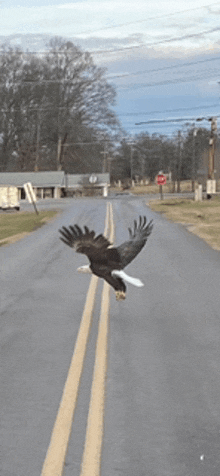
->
0, 171, 110, 188
0, 171, 65, 187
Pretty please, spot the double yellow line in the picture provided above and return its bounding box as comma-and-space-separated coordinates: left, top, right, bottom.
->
41, 202, 114, 476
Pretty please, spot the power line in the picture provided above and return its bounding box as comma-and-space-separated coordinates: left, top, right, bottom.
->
0, 58, 219, 88
0, 78, 93, 85
0, 106, 76, 112
57, 141, 112, 146
1, 54, 220, 87
117, 103, 220, 117
117, 69, 220, 91
135, 115, 220, 125
0, 53, 219, 86
65, 2, 220, 37
108, 55, 220, 80
90, 26, 220, 56
1, 24, 219, 59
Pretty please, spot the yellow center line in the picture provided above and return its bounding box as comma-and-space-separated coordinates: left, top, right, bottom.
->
41, 202, 111, 476
80, 201, 114, 476
40, 275, 98, 476
103, 200, 110, 238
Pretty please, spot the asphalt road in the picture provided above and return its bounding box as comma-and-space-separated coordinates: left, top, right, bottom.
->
1, 196, 220, 476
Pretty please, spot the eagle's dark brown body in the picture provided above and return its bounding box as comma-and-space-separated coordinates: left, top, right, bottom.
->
59, 216, 153, 300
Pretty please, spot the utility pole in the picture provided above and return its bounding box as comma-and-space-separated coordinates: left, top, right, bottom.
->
56, 50, 61, 172
101, 143, 107, 173
141, 151, 145, 178
34, 110, 41, 172
57, 136, 62, 170
208, 117, 217, 179
177, 131, 183, 193
130, 144, 133, 180
206, 117, 217, 198
192, 127, 198, 192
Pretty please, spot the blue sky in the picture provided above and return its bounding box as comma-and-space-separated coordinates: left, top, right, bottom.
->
1, 0, 220, 136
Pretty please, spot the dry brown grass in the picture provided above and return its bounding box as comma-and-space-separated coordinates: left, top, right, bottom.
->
149, 197, 220, 250
110, 180, 194, 195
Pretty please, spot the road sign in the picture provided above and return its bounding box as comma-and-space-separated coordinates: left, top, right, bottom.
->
156, 174, 166, 185
89, 174, 98, 184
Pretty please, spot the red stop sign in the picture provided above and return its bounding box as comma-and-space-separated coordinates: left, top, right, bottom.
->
157, 174, 166, 185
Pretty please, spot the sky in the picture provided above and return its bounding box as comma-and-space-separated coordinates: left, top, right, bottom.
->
1, 0, 220, 137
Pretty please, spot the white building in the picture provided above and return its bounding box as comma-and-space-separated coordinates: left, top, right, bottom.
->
0, 171, 110, 199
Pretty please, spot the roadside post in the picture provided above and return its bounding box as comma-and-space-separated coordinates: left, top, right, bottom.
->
156, 173, 166, 200
23, 182, 39, 215
103, 185, 108, 197
207, 117, 217, 199
206, 179, 216, 200
195, 184, 203, 201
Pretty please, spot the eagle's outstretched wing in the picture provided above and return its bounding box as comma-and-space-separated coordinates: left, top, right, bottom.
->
59, 224, 119, 263
59, 216, 152, 269
115, 216, 153, 268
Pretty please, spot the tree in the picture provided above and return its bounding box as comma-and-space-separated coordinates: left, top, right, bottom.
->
0, 38, 120, 172
182, 127, 210, 180
133, 133, 174, 181
0, 46, 26, 171
110, 139, 132, 180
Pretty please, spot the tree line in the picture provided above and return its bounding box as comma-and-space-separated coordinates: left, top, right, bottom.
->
0, 38, 213, 183
0, 37, 119, 173
111, 128, 211, 188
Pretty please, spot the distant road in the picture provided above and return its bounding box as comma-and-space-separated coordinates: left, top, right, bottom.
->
1, 196, 220, 476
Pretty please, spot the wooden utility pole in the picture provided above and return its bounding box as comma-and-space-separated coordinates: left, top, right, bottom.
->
101, 143, 107, 173
57, 133, 68, 171
177, 131, 183, 193
57, 136, 62, 170
35, 110, 41, 172
192, 127, 198, 192
208, 117, 217, 179
130, 144, 133, 180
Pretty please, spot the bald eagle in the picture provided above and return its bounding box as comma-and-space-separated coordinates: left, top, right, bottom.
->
59, 216, 153, 301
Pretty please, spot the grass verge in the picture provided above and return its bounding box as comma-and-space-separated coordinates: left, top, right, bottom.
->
149, 197, 220, 251
0, 210, 58, 246
110, 180, 194, 195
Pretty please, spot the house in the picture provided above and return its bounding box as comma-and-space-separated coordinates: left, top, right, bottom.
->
0, 171, 65, 199
0, 171, 110, 199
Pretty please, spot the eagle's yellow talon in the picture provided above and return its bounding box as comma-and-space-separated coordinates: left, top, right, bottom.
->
115, 291, 126, 301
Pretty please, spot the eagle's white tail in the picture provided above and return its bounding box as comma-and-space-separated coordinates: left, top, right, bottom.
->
112, 270, 144, 287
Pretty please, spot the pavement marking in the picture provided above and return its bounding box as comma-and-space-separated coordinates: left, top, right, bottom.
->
103, 200, 110, 238
41, 203, 111, 476
41, 275, 98, 476
80, 280, 110, 476
80, 201, 114, 476
108, 200, 114, 242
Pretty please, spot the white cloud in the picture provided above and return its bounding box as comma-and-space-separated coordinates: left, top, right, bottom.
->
0, 1, 219, 35
0, 0, 220, 58
1, 1, 219, 135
